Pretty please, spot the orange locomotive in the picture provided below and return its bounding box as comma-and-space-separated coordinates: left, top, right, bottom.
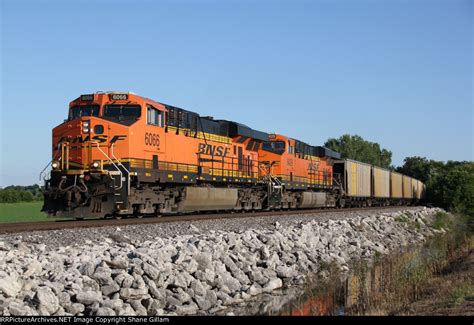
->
41, 92, 342, 218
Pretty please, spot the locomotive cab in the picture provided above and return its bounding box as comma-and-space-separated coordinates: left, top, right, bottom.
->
42, 92, 168, 219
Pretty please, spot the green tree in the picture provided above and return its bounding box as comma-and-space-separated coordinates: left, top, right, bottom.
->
324, 134, 392, 168
396, 156, 444, 182
0, 185, 43, 203
399, 157, 474, 229
19, 191, 34, 202
0, 188, 20, 203
428, 161, 474, 217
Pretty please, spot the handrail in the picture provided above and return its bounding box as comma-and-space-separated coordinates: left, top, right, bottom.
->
258, 162, 283, 201
39, 143, 62, 184
91, 141, 123, 190
39, 160, 53, 184
110, 144, 130, 195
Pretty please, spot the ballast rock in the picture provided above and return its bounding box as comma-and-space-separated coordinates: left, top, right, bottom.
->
0, 207, 444, 316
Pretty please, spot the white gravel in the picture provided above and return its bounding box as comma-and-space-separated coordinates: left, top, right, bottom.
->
0, 206, 446, 316
2, 207, 425, 248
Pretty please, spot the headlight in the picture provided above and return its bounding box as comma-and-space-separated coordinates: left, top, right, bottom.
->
82, 121, 90, 133
91, 161, 100, 169
51, 161, 60, 169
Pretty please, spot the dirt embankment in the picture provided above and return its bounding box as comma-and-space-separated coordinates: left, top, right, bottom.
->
398, 249, 474, 316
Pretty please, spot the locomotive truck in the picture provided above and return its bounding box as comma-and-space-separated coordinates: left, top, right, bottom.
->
41, 92, 425, 219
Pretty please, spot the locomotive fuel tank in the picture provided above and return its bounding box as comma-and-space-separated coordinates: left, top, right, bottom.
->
299, 192, 327, 208
177, 187, 238, 212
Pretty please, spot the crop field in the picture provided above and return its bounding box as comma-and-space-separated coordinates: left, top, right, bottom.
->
0, 201, 51, 223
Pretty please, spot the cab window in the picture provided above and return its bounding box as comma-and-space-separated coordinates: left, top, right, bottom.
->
147, 105, 163, 127
69, 105, 99, 120
262, 141, 286, 155
102, 104, 141, 125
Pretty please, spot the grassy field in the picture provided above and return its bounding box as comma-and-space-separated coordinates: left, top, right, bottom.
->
0, 201, 50, 223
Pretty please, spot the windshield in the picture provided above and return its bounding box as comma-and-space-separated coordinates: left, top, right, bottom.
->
69, 105, 99, 120
103, 105, 141, 125
262, 141, 285, 154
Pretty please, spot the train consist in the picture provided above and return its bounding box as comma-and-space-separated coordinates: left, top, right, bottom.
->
41, 92, 425, 219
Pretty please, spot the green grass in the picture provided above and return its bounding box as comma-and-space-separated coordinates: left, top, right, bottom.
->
394, 213, 409, 223
449, 284, 474, 306
0, 201, 51, 223
432, 211, 452, 230
394, 213, 425, 231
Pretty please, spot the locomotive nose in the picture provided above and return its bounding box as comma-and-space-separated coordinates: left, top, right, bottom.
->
51, 117, 112, 171
79, 118, 110, 169
78, 118, 105, 137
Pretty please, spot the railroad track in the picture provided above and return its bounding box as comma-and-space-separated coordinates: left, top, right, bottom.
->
0, 206, 410, 235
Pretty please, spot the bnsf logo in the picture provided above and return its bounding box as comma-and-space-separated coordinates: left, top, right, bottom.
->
58, 135, 127, 144
308, 162, 319, 171
198, 143, 230, 157
145, 133, 160, 148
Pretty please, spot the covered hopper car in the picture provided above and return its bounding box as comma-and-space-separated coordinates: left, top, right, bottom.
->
41, 92, 424, 219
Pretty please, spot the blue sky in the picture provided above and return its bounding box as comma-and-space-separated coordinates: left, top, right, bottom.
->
1, 0, 472, 186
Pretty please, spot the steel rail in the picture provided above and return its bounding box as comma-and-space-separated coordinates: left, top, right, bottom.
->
0, 206, 411, 235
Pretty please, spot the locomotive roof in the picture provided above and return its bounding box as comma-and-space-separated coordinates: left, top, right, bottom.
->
82, 93, 340, 158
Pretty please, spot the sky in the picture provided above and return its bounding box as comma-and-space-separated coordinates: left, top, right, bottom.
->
0, 0, 472, 186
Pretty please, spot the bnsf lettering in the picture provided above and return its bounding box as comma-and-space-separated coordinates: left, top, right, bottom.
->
58, 135, 126, 144
145, 133, 160, 148
110, 135, 127, 144
92, 135, 108, 143
198, 143, 231, 157
308, 162, 319, 171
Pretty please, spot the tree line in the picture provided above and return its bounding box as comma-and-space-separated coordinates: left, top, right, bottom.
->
0, 185, 43, 203
325, 134, 393, 169
325, 134, 473, 225
397, 157, 473, 220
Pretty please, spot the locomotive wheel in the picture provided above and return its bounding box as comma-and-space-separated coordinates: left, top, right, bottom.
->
339, 199, 346, 208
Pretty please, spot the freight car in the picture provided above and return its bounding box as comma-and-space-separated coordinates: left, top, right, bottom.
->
41, 92, 424, 219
